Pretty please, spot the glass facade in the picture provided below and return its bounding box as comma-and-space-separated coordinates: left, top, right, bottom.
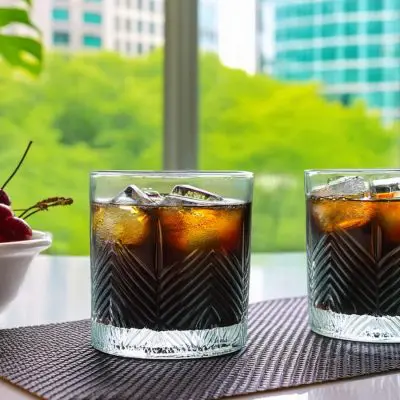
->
274, 0, 400, 122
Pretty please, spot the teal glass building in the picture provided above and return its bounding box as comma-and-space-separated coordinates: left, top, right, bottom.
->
273, 0, 400, 123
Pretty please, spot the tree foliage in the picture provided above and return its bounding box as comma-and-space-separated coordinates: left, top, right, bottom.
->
0, 51, 397, 254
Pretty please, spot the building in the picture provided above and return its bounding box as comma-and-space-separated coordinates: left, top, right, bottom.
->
28, 0, 218, 57
267, 0, 400, 123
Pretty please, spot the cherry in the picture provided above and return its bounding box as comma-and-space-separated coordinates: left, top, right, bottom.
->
0, 204, 13, 221
0, 190, 10, 206
0, 141, 33, 206
0, 216, 32, 242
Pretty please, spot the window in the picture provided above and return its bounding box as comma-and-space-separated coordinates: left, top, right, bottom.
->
385, 91, 400, 107
126, 42, 131, 54
149, 0, 155, 11
82, 35, 102, 48
137, 0, 143, 9
367, 21, 383, 34
115, 17, 120, 31
344, 45, 359, 59
322, 70, 343, 84
321, 1, 334, 14
137, 42, 143, 54
52, 8, 69, 21
366, 44, 382, 58
199, 0, 398, 256
321, 47, 337, 60
52, 31, 69, 45
344, 0, 358, 11
367, 68, 384, 82
366, 91, 384, 107
321, 23, 337, 38
83, 12, 102, 24
137, 21, 143, 32
149, 22, 155, 34
126, 19, 132, 32
345, 69, 359, 82
366, 0, 384, 11
344, 22, 358, 36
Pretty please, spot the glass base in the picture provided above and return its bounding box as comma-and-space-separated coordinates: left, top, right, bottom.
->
310, 306, 400, 343
91, 320, 247, 359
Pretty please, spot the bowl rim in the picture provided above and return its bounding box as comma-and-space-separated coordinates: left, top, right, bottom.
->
0, 230, 52, 250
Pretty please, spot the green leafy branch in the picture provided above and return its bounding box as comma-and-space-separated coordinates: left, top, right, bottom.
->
0, 0, 43, 75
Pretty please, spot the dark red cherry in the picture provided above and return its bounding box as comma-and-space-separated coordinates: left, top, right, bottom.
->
0, 189, 10, 206
0, 217, 32, 242
0, 204, 13, 221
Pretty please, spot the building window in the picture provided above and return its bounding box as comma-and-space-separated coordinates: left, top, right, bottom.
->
321, 1, 334, 14
126, 42, 131, 54
366, 91, 384, 107
345, 69, 359, 82
321, 47, 337, 61
52, 8, 69, 21
344, 0, 358, 11
321, 23, 337, 38
344, 45, 359, 59
344, 22, 358, 36
366, 0, 383, 11
52, 31, 69, 45
137, 42, 143, 54
366, 44, 382, 58
83, 12, 102, 24
126, 19, 132, 32
137, 20, 143, 33
83, 35, 102, 48
367, 21, 383, 35
367, 68, 384, 83
115, 17, 120, 31
149, 22, 155, 34
149, 0, 155, 11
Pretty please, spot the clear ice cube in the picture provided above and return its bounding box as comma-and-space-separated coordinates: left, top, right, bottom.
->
313, 176, 370, 198
371, 178, 400, 197
170, 185, 224, 201
112, 184, 158, 205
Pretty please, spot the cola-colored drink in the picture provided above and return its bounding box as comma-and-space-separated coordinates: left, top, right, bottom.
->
91, 200, 252, 331
307, 194, 400, 317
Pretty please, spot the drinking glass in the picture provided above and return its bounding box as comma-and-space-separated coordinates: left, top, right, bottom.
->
90, 171, 253, 358
306, 169, 400, 342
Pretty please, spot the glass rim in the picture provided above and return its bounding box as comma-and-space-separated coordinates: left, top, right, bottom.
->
91, 170, 254, 178
305, 169, 400, 176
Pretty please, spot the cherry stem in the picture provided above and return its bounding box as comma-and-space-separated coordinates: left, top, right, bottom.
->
2, 141, 33, 190
19, 197, 73, 219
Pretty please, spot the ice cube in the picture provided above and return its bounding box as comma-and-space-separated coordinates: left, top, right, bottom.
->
312, 176, 370, 198
371, 178, 400, 199
170, 185, 224, 201
92, 203, 150, 245
112, 184, 158, 205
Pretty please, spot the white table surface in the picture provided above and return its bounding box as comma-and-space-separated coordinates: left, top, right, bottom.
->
1, 254, 399, 399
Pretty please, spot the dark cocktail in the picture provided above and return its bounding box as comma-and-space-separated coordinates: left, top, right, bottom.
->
90, 172, 253, 358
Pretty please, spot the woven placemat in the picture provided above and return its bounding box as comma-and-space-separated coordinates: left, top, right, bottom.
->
1, 297, 400, 400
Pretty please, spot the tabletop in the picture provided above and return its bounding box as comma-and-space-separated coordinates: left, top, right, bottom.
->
0, 254, 399, 400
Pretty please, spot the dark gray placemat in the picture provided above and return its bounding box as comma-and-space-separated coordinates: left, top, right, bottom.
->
1, 297, 400, 400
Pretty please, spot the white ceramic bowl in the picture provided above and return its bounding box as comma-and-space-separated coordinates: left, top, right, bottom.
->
0, 230, 52, 312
